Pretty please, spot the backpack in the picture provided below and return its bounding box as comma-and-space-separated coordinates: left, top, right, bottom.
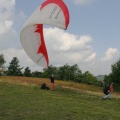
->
40, 83, 49, 90
103, 84, 110, 95
41, 83, 46, 89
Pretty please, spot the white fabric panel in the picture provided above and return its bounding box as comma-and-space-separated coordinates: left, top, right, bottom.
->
20, 25, 47, 67
21, 4, 66, 31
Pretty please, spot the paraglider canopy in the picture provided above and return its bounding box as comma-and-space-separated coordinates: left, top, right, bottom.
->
20, 0, 70, 67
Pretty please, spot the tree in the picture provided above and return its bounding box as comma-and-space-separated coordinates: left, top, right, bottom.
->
32, 71, 42, 78
58, 64, 70, 80
83, 71, 97, 85
42, 65, 57, 78
110, 59, 120, 84
104, 58, 120, 84
0, 54, 6, 68
0, 54, 6, 76
69, 64, 83, 82
7, 57, 23, 76
23, 67, 31, 77
37, 63, 102, 86
41, 64, 85, 83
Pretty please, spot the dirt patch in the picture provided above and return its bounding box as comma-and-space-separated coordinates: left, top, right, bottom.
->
62, 86, 120, 99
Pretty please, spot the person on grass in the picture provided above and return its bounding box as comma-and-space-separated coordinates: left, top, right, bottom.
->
102, 83, 114, 100
50, 74, 55, 91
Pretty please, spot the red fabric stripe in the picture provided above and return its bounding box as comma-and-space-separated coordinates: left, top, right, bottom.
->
40, 0, 69, 29
34, 24, 49, 66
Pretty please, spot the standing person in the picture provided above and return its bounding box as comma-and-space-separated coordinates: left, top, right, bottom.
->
50, 74, 55, 91
102, 83, 114, 100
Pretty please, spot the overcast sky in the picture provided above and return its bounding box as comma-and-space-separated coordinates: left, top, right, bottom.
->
0, 0, 120, 76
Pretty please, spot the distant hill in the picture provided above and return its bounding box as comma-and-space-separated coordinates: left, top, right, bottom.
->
96, 75, 105, 81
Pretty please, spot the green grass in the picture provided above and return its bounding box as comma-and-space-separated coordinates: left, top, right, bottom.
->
0, 77, 120, 120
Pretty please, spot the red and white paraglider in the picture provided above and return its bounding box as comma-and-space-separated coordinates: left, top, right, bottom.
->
20, 0, 70, 67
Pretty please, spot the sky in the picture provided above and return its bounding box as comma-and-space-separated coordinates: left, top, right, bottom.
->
0, 0, 120, 76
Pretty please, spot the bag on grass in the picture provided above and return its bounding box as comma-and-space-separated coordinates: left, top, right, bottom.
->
103, 84, 110, 95
41, 83, 49, 90
41, 83, 46, 89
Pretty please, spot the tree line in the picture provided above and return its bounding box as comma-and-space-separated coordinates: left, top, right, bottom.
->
0, 53, 120, 89
104, 58, 120, 90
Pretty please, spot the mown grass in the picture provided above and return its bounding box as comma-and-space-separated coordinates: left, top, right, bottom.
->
0, 76, 120, 120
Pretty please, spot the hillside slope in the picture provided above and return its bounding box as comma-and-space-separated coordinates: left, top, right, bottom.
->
0, 76, 120, 120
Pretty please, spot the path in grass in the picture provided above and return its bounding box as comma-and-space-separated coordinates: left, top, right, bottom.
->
62, 86, 120, 99
0, 76, 120, 99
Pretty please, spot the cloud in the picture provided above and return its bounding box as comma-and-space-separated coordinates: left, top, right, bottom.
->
1, 27, 119, 76
44, 28, 94, 66
0, 0, 15, 34
0, 0, 26, 50
85, 53, 96, 62
0, 2, 17, 52
0, 20, 13, 34
0, 0, 15, 22
73, 0, 96, 5
1, 48, 43, 71
1, 27, 95, 72
100, 48, 119, 61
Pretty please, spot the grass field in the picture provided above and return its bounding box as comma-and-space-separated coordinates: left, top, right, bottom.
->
0, 76, 120, 120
